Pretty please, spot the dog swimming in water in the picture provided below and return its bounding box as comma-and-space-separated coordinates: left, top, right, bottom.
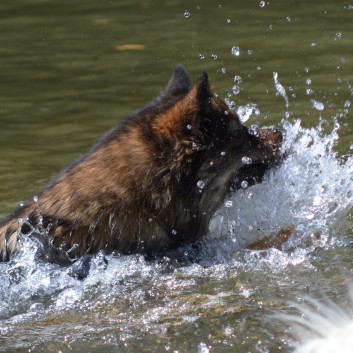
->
0, 65, 282, 276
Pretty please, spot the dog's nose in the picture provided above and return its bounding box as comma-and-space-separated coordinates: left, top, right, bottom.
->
257, 128, 282, 149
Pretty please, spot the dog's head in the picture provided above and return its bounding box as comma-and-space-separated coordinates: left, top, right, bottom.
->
150, 65, 282, 199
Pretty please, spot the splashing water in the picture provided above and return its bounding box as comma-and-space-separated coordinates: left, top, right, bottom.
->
208, 118, 353, 263
236, 103, 260, 123
0, 116, 353, 353
273, 72, 289, 108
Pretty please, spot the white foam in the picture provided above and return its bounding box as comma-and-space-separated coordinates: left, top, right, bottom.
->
210, 119, 353, 252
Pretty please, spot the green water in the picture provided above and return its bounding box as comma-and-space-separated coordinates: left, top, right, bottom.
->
0, 1, 353, 352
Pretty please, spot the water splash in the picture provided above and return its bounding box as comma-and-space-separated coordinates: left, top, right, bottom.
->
236, 103, 260, 123
0, 117, 353, 326
273, 72, 289, 108
311, 99, 325, 111
209, 118, 353, 260
231, 46, 240, 57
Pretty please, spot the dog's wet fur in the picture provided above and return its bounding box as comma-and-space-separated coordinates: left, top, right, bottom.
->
0, 65, 282, 278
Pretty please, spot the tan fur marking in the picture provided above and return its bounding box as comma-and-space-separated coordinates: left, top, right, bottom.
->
151, 95, 199, 142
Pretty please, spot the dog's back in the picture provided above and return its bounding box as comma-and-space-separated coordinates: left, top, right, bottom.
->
0, 65, 282, 264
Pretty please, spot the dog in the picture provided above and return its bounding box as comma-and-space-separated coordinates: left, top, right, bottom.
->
0, 65, 282, 276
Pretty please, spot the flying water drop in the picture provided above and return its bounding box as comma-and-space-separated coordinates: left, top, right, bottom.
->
273, 72, 289, 108
231, 46, 240, 56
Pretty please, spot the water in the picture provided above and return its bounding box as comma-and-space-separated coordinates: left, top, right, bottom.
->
1, 114, 353, 353
1, 0, 353, 352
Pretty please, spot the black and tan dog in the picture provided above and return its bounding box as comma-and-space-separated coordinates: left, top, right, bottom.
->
0, 65, 282, 274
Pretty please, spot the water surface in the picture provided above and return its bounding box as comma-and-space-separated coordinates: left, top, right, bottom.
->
0, 1, 353, 352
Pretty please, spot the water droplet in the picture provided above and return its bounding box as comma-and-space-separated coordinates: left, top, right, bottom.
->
306, 78, 312, 85
273, 71, 289, 108
259, 1, 265, 7
232, 85, 240, 95
242, 156, 252, 164
311, 99, 324, 111
233, 75, 242, 84
231, 46, 240, 56
220, 151, 226, 156
197, 180, 205, 189
306, 88, 314, 95
310, 42, 317, 48
184, 10, 190, 18
226, 18, 231, 23
221, 67, 227, 74
256, 66, 262, 71
248, 49, 253, 55
241, 180, 248, 189
199, 53, 205, 60
225, 99, 236, 110
18, 218, 23, 224
171, 229, 178, 235
249, 124, 259, 136
33, 196, 38, 202
236, 104, 260, 124
211, 53, 218, 60
187, 124, 192, 130
335, 32, 342, 40
225, 200, 233, 208
198, 342, 210, 353
344, 100, 351, 108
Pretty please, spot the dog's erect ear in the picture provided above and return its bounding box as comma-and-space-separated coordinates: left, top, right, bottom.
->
151, 68, 214, 145
189, 71, 212, 108
164, 64, 192, 97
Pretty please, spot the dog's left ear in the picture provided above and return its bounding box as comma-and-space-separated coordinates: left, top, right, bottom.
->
188, 71, 212, 113
187, 71, 212, 125
163, 64, 192, 97
151, 68, 213, 145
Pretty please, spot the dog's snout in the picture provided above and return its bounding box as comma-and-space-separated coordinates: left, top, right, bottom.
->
258, 128, 282, 149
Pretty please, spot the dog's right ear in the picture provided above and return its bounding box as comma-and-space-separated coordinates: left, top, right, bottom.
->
163, 64, 191, 97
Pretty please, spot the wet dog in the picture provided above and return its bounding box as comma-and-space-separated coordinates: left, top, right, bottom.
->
0, 65, 282, 276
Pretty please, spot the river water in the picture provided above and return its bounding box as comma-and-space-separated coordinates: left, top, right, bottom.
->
0, 1, 353, 352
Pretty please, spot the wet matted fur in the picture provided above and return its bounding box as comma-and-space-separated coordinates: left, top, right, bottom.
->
0, 65, 282, 266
